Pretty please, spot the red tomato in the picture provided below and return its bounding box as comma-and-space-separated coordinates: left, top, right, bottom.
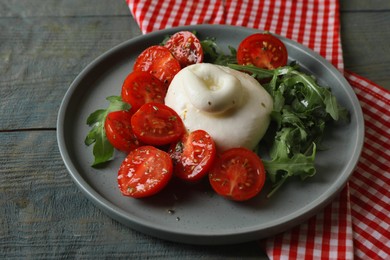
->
133, 45, 181, 86
164, 31, 204, 67
104, 110, 142, 153
209, 148, 266, 201
131, 102, 185, 146
169, 130, 216, 182
121, 71, 167, 113
118, 146, 173, 198
237, 33, 288, 70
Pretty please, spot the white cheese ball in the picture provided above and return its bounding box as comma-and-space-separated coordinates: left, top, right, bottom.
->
165, 63, 273, 151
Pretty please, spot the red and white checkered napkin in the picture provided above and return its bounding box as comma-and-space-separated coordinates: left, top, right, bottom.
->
127, 0, 390, 258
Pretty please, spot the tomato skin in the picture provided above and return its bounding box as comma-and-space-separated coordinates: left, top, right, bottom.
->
118, 146, 173, 198
164, 31, 204, 67
169, 130, 216, 182
104, 110, 142, 153
121, 71, 167, 114
133, 45, 181, 86
237, 33, 288, 70
131, 102, 185, 146
209, 148, 266, 201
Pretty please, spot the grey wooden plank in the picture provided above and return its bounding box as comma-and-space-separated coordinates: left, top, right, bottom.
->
340, 0, 390, 11
0, 0, 130, 17
0, 131, 268, 259
341, 11, 390, 89
0, 15, 141, 130
2, 0, 390, 17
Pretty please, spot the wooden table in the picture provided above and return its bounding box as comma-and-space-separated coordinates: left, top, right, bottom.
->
1, 1, 389, 258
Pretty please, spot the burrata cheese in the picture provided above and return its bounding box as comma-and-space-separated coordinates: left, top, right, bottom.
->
164, 63, 273, 151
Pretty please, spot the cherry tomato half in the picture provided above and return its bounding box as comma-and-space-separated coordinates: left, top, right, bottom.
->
164, 31, 204, 67
104, 110, 142, 153
237, 33, 288, 70
133, 45, 181, 86
121, 71, 167, 114
169, 130, 216, 182
131, 102, 185, 146
209, 147, 266, 201
118, 146, 173, 198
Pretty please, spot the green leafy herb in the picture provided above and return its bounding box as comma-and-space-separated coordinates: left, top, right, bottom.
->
85, 96, 131, 167
200, 37, 237, 66
229, 63, 349, 197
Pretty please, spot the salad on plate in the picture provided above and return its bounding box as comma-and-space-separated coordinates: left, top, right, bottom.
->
85, 31, 349, 201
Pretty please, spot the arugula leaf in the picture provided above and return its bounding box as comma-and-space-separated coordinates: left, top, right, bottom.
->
263, 140, 316, 198
200, 38, 237, 66
228, 63, 299, 81
85, 96, 131, 167
233, 63, 349, 197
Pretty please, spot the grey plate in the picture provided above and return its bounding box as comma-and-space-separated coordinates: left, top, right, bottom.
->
57, 25, 364, 245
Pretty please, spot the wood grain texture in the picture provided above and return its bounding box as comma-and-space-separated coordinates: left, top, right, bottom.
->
0, 15, 141, 130
0, 0, 131, 17
341, 12, 390, 88
1, 0, 389, 259
340, 0, 390, 11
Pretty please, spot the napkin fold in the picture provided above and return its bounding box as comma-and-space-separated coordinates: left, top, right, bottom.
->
127, 0, 390, 259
